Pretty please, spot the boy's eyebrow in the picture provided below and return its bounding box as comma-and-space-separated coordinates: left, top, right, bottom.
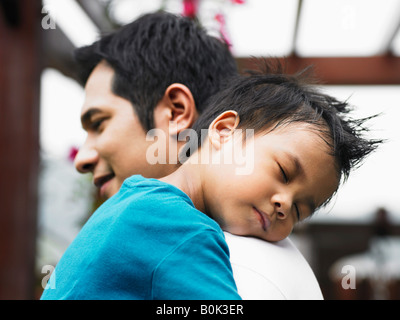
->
285, 151, 304, 177
285, 152, 317, 214
81, 108, 102, 127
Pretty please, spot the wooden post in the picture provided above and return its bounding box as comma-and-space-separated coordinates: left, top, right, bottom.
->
0, 0, 42, 299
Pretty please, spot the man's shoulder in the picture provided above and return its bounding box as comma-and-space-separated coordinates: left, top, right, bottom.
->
224, 232, 323, 300
224, 232, 304, 258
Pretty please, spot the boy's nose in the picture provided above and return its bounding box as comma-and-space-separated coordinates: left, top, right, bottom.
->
74, 145, 99, 174
272, 192, 293, 220
274, 202, 288, 220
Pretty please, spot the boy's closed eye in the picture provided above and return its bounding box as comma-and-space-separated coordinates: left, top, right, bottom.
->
277, 162, 301, 221
278, 163, 289, 184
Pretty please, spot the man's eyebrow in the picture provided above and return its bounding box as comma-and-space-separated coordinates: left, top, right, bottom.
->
81, 108, 102, 127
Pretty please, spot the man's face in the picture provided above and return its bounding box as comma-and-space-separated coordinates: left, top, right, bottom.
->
75, 61, 176, 199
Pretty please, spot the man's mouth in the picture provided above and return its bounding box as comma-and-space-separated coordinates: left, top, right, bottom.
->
253, 206, 271, 231
93, 173, 115, 197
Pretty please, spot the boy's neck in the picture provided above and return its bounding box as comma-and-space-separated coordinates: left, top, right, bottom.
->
159, 163, 206, 213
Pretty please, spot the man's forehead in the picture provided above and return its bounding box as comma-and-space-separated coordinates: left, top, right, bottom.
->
84, 60, 114, 93
80, 94, 109, 117
81, 62, 115, 117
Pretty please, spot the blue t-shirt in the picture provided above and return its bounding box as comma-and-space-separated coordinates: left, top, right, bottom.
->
41, 175, 241, 300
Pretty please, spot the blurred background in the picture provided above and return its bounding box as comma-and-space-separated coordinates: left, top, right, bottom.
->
1, 0, 399, 300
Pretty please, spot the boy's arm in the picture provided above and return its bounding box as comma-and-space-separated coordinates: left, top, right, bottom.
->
151, 230, 241, 300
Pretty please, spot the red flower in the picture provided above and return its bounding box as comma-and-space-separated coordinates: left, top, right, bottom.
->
183, 0, 199, 19
215, 13, 232, 48
68, 146, 79, 162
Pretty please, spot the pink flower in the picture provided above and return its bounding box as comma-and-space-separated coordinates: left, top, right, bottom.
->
215, 13, 232, 48
68, 146, 79, 162
183, 0, 199, 19
231, 0, 246, 4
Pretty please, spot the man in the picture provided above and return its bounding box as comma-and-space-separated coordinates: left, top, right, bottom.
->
73, 12, 237, 199
73, 11, 323, 300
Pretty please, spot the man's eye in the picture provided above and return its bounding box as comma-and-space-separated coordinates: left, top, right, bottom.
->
91, 119, 105, 130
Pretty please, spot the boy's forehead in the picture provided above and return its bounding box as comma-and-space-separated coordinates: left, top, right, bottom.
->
257, 123, 340, 202
264, 122, 335, 165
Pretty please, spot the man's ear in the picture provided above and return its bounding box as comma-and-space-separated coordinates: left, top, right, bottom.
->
208, 110, 240, 150
153, 83, 197, 135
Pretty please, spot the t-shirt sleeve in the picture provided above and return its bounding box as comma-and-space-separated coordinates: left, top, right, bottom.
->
151, 231, 242, 300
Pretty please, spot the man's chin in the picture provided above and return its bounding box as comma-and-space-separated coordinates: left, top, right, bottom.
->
99, 178, 119, 199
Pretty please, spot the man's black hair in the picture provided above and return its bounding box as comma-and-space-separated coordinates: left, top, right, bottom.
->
74, 11, 238, 130
190, 60, 382, 183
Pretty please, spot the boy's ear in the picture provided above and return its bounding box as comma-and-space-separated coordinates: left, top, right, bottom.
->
208, 110, 240, 149
153, 83, 198, 135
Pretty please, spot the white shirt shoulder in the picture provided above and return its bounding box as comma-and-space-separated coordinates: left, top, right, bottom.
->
224, 232, 323, 300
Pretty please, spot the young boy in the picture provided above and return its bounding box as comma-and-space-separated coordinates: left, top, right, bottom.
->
41, 65, 380, 299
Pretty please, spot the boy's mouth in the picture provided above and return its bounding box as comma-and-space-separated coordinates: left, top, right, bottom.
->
253, 206, 271, 231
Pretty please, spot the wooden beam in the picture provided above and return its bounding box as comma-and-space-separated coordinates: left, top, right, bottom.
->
0, 0, 41, 299
76, 0, 116, 32
236, 55, 400, 85
42, 25, 81, 83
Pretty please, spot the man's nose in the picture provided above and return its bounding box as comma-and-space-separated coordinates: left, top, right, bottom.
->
74, 144, 99, 173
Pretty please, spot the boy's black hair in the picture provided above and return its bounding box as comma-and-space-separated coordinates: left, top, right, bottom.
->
190, 60, 382, 182
74, 11, 238, 130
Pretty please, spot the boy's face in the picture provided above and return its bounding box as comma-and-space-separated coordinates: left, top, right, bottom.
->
203, 123, 340, 242
74, 61, 177, 199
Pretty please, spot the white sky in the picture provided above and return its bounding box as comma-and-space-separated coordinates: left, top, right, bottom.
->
295, 0, 400, 57
40, 69, 86, 158
41, 0, 400, 58
43, 0, 100, 47
315, 85, 400, 223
